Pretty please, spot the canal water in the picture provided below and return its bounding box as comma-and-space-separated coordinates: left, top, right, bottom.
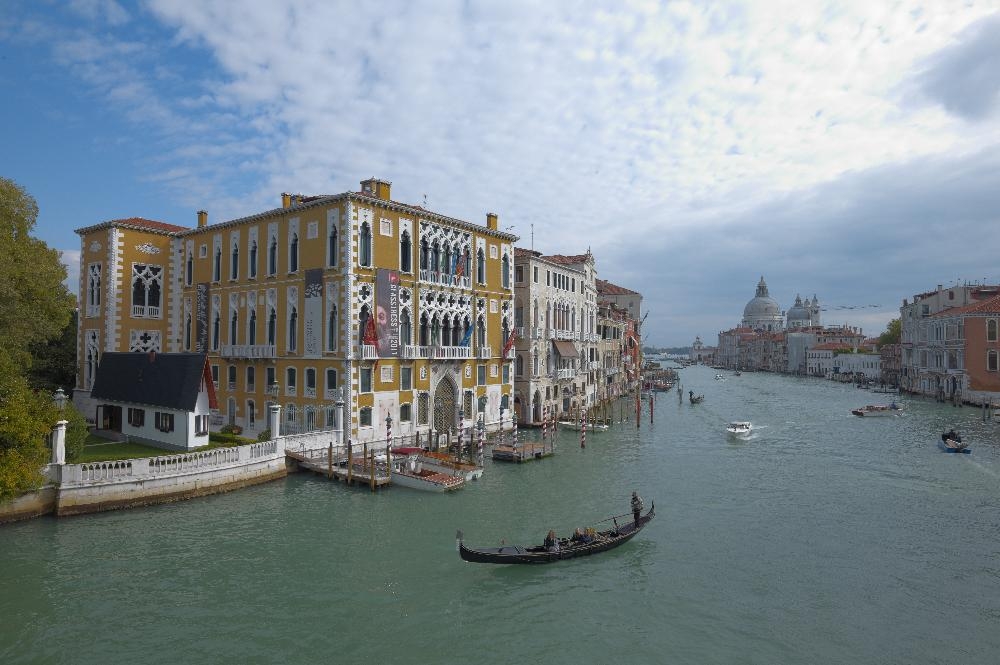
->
3, 364, 999, 664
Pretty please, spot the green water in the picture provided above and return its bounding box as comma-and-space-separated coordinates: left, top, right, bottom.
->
3, 365, 999, 664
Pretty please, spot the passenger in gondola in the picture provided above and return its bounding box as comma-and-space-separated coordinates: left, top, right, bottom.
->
631, 491, 644, 525
570, 528, 584, 543
544, 529, 560, 552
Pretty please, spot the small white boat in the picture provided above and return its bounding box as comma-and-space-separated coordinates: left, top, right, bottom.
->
557, 420, 610, 432
390, 455, 466, 492
851, 403, 902, 417
392, 447, 483, 481
726, 421, 753, 438
715, 374, 725, 380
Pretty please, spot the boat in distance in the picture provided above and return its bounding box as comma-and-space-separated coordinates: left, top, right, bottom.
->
939, 431, 970, 454
726, 421, 752, 438
851, 403, 902, 417
458, 504, 655, 564
557, 420, 610, 432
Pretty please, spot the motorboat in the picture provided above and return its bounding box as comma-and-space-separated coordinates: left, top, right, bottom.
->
851, 403, 902, 417
726, 421, 752, 438
939, 431, 970, 454
715, 374, 725, 380
390, 454, 466, 491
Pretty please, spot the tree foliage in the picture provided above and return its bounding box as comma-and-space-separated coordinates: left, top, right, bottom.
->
0, 177, 77, 500
878, 318, 901, 346
28, 310, 78, 395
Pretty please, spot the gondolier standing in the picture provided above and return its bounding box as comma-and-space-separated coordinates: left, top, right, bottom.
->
631, 491, 644, 526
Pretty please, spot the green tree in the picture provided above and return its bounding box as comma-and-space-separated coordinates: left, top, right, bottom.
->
0, 177, 77, 500
878, 318, 901, 346
28, 309, 78, 394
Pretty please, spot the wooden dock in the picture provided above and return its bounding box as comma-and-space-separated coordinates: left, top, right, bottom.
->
491, 442, 554, 463
285, 448, 391, 489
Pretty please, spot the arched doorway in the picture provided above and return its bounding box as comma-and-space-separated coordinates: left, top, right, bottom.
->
533, 390, 542, 423
433, 377, 457, 433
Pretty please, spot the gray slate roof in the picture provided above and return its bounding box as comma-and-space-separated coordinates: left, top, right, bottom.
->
90, 352, 209, 411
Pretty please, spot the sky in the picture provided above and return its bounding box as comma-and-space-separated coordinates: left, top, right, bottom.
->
2, 0, 1000, 347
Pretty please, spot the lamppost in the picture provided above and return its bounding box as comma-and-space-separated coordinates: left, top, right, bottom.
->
53, 387, 67, 410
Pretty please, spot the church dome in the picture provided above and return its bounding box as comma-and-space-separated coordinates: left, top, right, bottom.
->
786, 294, 809, 325
743, 277, 780, 319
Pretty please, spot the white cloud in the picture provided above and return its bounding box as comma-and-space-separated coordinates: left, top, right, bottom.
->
59, 249, 81, 299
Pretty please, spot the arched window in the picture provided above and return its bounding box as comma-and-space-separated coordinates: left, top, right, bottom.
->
432, 242, 440, 275
442, 316, 452, 347
213, 246, 222, 282
228, 365, 237, 389
248, 240, 257, 278
247, 400, 256, 429
989, 349, 999, 372
431, 314, 440, 345
442, 245, 452, 275
419, 312, 429, 346
185, 253, 193, 286
267, 307, 276, 345
248, 309, 257, 345
400, 309, 412, 345
462, 317, 471, 346
400, 231, 412, 272
231, 242, 239, 280
286, 367, 297, 390
230, 311, 238, 345
327, 304, 338, 351
131, 264, 162, 317
328, 226, 338, 267
358, 305, 371, 347
452, 315, 461, 346
268, 237, 278, 275
288, 306, 298, 352
359, 221, 372, 267
464, 248, 471, 278
516, 354, 524, 376
989, 319, 998, 342
326, 368, 338, 392
420, 239, 429, 271
500, 394, 509, 411
477, 248, 485, 284
289, 233, 299, 273
212, 312, 220, 350
502, 318, 510, 350
501, 252, 510, 288
477, 316, 486, 348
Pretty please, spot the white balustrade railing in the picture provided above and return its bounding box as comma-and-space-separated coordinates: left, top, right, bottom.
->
515, 326, 525, 338
403, 345, 431, 359
477, 346, 493, 359
436, 346, 471, 360
362, 344, 379, 359
554, 368, 576, 380
220, 344, 276, 359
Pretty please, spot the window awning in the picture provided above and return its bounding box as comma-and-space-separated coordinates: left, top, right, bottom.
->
552, 340, 579, 358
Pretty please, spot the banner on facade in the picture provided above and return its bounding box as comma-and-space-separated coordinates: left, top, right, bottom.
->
376, 268, 400, 358
303, 268, 324, 358
195, 283, 209, 353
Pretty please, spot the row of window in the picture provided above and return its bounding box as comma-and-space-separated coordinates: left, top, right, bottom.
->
127, 407, 180, 434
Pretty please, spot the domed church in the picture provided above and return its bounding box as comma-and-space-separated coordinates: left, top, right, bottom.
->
786, 294, 821, 329
741, 276, 784, 331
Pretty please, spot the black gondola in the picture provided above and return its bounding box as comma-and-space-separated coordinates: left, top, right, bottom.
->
458, 503, 654, 564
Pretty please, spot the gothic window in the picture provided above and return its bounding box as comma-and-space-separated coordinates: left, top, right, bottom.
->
213, 246, 222, 282
442, 316, 452, 347
212, 312, 221, 350
443, 244, 452, 275
230, 311, 238, 345
452, 315, 461, 346
477, 248, 485, 284
431, 315, 441, 345
516, 354, 524, 376
462, 317, 471, 346
268, 237, 278, 275
988, 319, 998, 343
400, 231, 412, 272
231, 242, 239, 280
432, 242, 440, 275
267, 307, 277, 345
359, 221, 372, 267
359, 305, 371, 347
131, 264, 162, 318
418, 393, 429, 424
420, 239, 429, 271
249, 240, 258, 278
228, 364, 237, 389
327, 226, 338, 267
327, 304, 338, 351
185, 253, 193, 286
248, 309, 257, 345
306, 368, 316, 392
400, 308, 412, 345
288, 306, 298, 352
501, 252, 510, 289
289, 233, 299, 273
464, 248, 471, 278
246, 366, 255, 391
86, 264, 102, 315
419, 312, 429, 346
247, 400, 256, 429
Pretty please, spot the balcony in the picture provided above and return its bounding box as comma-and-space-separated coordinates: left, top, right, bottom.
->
286, 386, 297, 397
361, 344, 379, 360
477, 346, 493, 359
590, 361, 600, 370
403, 345, 430, 359
516, 326, 525, 338
436, 346, 471, 360
220, 344, 276, 359
554, 368, 576, 380
505, 347, 516, 360
246, 383, 255, 393
554, 329, 574, 341
534, 328, 543, 340
419, 269, 438, 284
304, 387, 317, 398
131, 304, 161, 319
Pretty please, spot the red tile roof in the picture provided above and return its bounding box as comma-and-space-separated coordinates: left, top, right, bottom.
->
514, 247, 541, 258
932, 293, 1000, 317
545, 253, 590, 265
596, 279, 639, 296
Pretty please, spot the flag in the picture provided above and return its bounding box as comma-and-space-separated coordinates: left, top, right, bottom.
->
502, 328, 517, 357
363, 312, 380, 371
451, 251, 459, 276
455, 251, 465, 277
460, 325, 473, 347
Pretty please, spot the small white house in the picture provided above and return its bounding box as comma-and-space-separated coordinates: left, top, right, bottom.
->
834, 351, 882, 381
89, 352, 218, 451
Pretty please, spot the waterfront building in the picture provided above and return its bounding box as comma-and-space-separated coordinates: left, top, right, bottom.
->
879, 343, 901, 388
74, 178, 518, 443
899, 283, 1000, 401
688, 336, 716, 364
597, 303, 629, 400
597, 280, 643, 393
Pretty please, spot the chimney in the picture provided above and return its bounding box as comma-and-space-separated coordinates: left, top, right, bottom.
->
281, 193, 292, 208
360, 178, 392, 201
197, 210, 207, 228
486, 212, 498, 230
